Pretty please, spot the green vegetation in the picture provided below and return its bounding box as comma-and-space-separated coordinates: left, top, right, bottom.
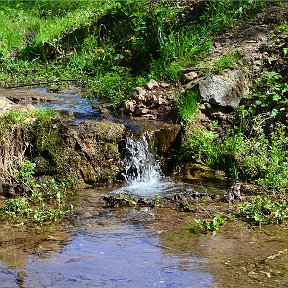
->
180, 16, 288, 191
197, 49, 243, 74
176, 90, 200, 123
0, 109, 74, 224
238, 195, 288, 226
190, 213, 226, 234
181, 123, 288, 188
0, 0, 287, 228
0, 160, 72, 224
0, 0, 261, 106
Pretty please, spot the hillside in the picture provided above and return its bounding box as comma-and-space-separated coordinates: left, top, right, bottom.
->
0, 0, 287, 190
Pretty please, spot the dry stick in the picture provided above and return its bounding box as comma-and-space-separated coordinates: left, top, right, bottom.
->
4, 79, 82, 89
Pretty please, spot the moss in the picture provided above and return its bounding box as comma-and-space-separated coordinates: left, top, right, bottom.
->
0, 110, 126, 187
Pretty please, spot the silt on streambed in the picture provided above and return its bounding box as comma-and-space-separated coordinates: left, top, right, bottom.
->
1, 186, 288, 288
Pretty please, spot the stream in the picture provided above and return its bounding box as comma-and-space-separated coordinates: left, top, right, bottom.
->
1, 88, 288, 287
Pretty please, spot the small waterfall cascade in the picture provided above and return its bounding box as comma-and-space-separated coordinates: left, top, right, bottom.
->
116, 131, 173, 196
116, 130, 193, 197
124, 132, 162, 184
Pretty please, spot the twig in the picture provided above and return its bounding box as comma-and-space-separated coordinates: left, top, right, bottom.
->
4, 79, 82, 89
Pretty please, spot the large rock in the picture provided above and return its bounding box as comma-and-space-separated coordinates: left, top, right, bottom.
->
188, 70, 247, 109
0, 115, 126, 186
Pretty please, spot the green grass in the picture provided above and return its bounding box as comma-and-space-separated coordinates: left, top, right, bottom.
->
177, 90, 201, 123
0, 0, 261, 103
197, 49, 243, 74
181, 123, 288, 189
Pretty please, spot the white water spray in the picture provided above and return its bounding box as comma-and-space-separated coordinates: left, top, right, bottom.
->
117, 132, 175, 196
124, 132, 162, 184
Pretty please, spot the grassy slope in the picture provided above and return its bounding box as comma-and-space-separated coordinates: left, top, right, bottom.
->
0, 1, 258, 100
0, 0, 287, 189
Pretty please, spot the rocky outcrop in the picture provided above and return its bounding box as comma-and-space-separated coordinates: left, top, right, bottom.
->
185, 70, 248, 109
0, 111, 126, 187
33, 121, 126, 185
123, 80, 177, 121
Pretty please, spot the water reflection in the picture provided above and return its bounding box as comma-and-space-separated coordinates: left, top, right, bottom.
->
0, 222, 213, 288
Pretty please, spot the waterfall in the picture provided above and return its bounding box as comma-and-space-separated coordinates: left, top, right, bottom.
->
115, 131, 189, 197
124, 132, 162, 184
116, 131, 174, 196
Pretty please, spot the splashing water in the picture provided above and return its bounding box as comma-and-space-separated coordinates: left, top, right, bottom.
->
125, 132, 162, 183
117, 132, 176, 197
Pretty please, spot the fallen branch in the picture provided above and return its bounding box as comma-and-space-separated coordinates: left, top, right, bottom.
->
4, 79, 82, 89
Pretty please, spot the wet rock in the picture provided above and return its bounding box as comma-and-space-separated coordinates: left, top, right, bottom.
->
223, 181, 243, 202
47, 84, 60, 93
185, 163, 227, 181
145, 79, 159, 90
91, 102, 111, 118
154, 124, 181, 155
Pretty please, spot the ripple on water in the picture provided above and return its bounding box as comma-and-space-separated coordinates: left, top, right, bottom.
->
1, 224, 213, 288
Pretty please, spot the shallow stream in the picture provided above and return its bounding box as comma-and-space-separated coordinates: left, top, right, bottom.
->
1, 87, 288, 287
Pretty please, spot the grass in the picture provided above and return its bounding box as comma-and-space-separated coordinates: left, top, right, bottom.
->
197, 49, 243, 74
181, 123, 288, 189
177, 90, 201, 123
2, 0, 285, 192
0, 0, 261, 104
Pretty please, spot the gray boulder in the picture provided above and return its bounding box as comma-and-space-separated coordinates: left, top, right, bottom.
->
187, 70, 248, 109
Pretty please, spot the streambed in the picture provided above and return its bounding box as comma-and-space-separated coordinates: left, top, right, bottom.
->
1, 186, 288, 288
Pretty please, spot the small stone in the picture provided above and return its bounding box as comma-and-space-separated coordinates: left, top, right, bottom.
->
213, 42, 222, 48
135, 108, 151, 116
158, 96, 167, 105
134, 87, 146, 102
184, 71, 198, 82
185, 79, 199, 90
199, 104, 206, 110
160, 82, 170, 88
141, 114, 157, 120
123, 100, 136, 115
146, 79, 159, 90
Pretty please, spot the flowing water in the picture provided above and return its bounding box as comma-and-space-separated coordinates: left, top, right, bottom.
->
116, 132, 182, 197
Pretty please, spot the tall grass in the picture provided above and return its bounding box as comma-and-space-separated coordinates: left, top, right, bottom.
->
0, 0, 261, 103
181, 123, 288, 189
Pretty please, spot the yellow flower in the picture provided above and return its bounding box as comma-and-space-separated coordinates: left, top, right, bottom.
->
124, 49, 132, 56
129, 36, 137, 43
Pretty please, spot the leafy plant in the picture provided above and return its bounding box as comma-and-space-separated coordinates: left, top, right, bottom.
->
238, 195, 288, 226
16, 160, 37, 194
190, 213, 226, 234
247, 71, 288, 117
182, 123, 288, 188
0, 159, 70, 224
